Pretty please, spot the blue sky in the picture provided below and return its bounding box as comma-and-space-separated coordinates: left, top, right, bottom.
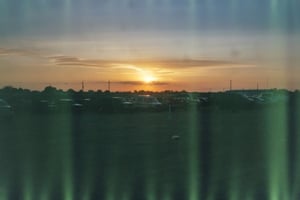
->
1, 0, 299, 37
0, 0, 299, 91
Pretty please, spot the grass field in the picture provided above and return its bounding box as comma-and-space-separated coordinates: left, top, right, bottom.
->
0, 107, 299, 200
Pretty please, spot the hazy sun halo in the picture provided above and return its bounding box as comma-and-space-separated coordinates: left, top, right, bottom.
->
143, 75, 156, 83
141, 70, 157, 83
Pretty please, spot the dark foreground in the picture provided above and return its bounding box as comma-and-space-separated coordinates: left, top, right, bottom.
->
0, 106, 300, 200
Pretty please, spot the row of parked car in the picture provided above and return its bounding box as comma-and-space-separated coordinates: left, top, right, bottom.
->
0, 90, 293, 117
241, 92, 288, 104
1, 95, 169, 117
34, 95, 165, 113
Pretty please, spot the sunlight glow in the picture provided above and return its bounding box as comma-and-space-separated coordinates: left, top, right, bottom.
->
142, 70, 157, 84
143, 75, 156, 84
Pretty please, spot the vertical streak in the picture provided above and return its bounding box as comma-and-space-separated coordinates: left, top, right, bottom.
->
205, 0, 216, 28
0, 185, 8, 200
0, 0, 7, 18
105, 173, 117, 200
245, 192, 254, 200
38, 116, 60, 200
64, 0, 72, 14
105, 141, 119, 200
0, 180, 8, 200
265, 102, 289, 200
81, 176, 92, 200
146, 175, 156, 200
120, 185, 132, 200
229, 0, 238, 28
291, 95, 300, 199
81, 166, 93, 200
286, 2, 297, 198
39, 185, 50, 200
143, 114, 158, 200
59, 113, 73, 200
269, 0, 281, 30
21, 117, 35, 200
145, 141, 157, 200
270, 0, 279, 14
188, 0, 197, 28
23, 0, 32, 20
228, 167, 240, 200
161, 185, 172, 200
63, 0, 72, 33
146, 0, 154, 8
187, 104, 200, 200
23, 167, 33, 200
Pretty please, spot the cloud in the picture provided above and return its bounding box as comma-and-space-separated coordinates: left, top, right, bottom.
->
0, 48, 26, 56
47, 55, 112, 67
0, 48, 33, 56
134, 59, 258, 70
111, 64, 144, 72
47, 55, 118, 70
48, 55, 255, 70
1, 48, 256, 72
48, 56, 81, 63
115, 81, 169, 86
141, 59, 236, 68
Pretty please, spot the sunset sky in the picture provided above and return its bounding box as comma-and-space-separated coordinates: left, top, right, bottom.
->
0, 0, 299, 91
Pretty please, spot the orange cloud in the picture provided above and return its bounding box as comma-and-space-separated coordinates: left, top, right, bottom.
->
47, 55, 254, 70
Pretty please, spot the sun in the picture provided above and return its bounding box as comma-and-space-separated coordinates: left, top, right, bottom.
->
143, 75, 156, 83
141, 70, 157, 84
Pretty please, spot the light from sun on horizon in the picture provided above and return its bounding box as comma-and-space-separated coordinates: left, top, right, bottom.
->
142, 72, 157, 84
143, 75, 156, 84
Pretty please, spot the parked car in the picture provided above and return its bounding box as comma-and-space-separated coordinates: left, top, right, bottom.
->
131, 95, 162, 110
0, 99, 13, 119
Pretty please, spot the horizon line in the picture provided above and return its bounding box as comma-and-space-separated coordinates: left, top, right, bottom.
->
0, 85, 296, 93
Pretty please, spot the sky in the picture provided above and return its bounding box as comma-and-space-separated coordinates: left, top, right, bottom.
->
0, 0, 299, 91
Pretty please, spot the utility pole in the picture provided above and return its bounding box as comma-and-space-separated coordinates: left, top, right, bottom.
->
108, 80, 111, 92
230, 80, 232, 91
81, 81, 84, 91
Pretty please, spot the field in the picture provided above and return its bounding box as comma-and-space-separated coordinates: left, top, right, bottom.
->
0, 106, 299, 200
